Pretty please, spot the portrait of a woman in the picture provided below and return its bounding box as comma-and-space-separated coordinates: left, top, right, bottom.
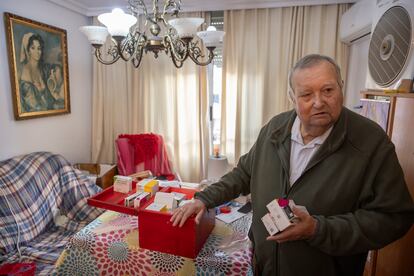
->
19, 32, 64, 112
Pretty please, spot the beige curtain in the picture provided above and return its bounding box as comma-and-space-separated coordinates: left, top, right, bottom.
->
221, 4, 350, 164
91, 13, 210, 182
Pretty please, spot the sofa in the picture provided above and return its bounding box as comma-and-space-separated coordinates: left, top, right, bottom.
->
0, 152, 103, 275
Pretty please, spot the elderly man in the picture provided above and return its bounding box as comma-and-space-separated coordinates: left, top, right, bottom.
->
171, 54, 414, 275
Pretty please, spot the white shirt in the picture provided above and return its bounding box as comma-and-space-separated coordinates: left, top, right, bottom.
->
289, 116, 333, 186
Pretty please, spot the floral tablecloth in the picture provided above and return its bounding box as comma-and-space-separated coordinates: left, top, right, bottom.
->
54, 210, 253, 275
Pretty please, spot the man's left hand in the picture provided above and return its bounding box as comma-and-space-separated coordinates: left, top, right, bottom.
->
266, 206, 317, 243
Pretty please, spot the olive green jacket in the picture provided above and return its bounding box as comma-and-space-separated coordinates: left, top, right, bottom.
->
196, 107, 414, 276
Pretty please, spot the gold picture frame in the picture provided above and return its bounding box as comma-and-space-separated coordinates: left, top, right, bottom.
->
4, 13, 70, 120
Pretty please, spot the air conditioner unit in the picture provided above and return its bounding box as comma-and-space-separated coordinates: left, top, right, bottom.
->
340, 0, 374, 44
365, 0, 414, 90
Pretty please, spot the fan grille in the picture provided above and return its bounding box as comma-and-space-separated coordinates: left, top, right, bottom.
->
368, 6, 412, 87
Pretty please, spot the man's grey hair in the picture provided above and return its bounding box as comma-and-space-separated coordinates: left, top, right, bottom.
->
288, 54, 344, 95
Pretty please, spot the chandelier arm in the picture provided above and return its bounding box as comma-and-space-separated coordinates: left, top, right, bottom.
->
161, 0, 181, 19
131, 46, 144, 68
160, 0, 181, 27
170, 52, 184, 68
161, 0, 170, 17
164, 35, 188, 62
116, 31, 144, 62
116, 37, 135, 62
160, 1, 170, 25
188, 45, 215, 66
159, 16, 168, 27
159, 12, 172, 27
131, 33, 146, 68
153, 0, 160, 23
129, 0, 156, 25
94, 48, 121, 65
129, 0, 148, 18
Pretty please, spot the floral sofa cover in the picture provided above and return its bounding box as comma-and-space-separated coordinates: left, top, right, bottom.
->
0, 152, 103, 275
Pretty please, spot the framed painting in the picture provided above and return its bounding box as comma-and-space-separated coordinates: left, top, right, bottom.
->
4, 13, 70, 120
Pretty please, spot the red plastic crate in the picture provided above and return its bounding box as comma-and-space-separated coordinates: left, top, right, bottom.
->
138, 187, 215, 259
87, 181, 139, 216
88, 184, 216, 258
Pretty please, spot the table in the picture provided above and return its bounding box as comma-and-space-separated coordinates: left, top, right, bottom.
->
54, 210, 253, 275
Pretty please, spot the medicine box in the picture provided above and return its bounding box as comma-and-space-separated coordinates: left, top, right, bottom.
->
133, 192, 150, 209
113, 175, 133, 193
137, 178, 159, 195
124, 191, 143, 207
87, 181, 140, 216
145, 202, 168, 212
266, 198, 296, 231
138, 187, 215, 258
261, 213, 279, 236
154, 192, 177, 210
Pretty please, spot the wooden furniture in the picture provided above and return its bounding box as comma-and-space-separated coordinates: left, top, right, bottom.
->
361, 90, 414, 276
74, 163, 117, 189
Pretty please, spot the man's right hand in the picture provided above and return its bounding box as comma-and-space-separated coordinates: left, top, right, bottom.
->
170, 199, 206, 227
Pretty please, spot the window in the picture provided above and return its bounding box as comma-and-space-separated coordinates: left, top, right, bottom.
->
208, 11, 224, 157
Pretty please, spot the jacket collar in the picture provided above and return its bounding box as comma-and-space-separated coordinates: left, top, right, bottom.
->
269, 110, 296, 175
269, 110, 296, 146
306, 107, 348, 171
269, 107, 348, 173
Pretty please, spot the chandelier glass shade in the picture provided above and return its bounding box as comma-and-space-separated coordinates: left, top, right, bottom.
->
80, 0, 225, 69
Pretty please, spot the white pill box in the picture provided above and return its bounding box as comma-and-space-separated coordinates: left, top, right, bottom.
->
171, 192, 186, 202
262, 199, 309, 235
133, 192, 150, 209
124, 191, 143, 207
113, 175, 133, 193
145, 202, 167, 212
154, 192, 177, 210
266, 199, 296, 232
261, 213, 280, 235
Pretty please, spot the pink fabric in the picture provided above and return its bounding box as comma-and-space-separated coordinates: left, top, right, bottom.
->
116, 138, 135, 176
116, 133, 174, 179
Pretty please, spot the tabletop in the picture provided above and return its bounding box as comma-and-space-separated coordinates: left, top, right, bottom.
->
54, 210, 253, 275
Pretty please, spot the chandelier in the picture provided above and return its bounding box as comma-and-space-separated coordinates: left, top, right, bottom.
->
80, 0, 225, 68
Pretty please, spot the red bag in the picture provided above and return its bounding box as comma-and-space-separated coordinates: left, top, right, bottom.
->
0, 262, 36, 276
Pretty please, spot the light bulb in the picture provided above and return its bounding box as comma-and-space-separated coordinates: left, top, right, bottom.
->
197, 25, 225, 47
98, 8, 137, 38
112, 8, 124, 15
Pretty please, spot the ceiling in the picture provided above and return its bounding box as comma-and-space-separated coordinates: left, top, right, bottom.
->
47, 0, 357, 16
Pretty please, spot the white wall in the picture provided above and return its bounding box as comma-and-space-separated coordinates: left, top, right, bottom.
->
344, 35, 370, 110
0, 0, 93, 163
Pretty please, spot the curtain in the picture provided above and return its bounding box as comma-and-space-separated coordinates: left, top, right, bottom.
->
221, 4, 350, 165
91, 13, 210, 182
